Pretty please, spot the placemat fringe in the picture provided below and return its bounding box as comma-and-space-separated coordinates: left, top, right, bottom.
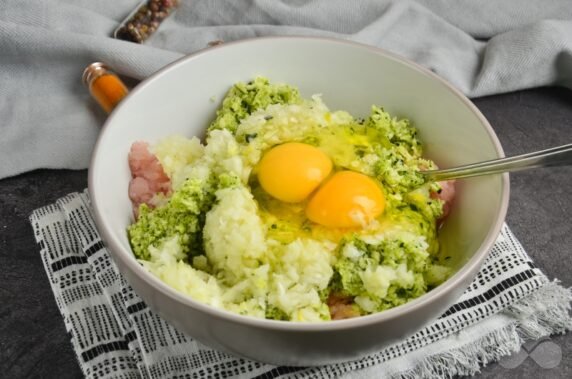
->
393, 282, 572, 379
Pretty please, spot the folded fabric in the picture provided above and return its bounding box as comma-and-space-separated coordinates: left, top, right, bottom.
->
2, 0, 572, 179
29, 190, 572, 378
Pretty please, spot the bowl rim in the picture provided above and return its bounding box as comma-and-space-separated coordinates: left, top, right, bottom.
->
89, 35, 510, 332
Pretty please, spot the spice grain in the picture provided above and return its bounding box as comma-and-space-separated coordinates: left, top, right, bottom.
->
115, 0, 179, 43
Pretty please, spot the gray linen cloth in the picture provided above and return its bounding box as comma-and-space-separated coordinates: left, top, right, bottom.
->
1, 0, 571, 179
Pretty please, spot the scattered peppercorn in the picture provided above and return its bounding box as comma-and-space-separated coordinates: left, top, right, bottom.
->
207, 40, 224, 47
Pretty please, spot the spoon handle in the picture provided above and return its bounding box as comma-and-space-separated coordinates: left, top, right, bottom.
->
422, 143, 572, 182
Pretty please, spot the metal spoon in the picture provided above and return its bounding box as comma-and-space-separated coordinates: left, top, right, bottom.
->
421, 143, 572, 182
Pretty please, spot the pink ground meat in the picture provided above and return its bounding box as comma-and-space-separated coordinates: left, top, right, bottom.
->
327, 293, 360, 320
128, 141, 171, 213
431, 180, 456, 220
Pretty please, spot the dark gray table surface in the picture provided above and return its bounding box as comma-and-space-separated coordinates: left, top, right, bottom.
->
1, 87, 571, 378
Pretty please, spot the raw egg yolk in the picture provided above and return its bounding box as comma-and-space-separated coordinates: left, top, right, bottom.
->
306, 171, 385, 228
257, 142, 333, 203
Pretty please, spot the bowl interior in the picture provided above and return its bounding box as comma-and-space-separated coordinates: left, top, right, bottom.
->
90, 37, 505, 318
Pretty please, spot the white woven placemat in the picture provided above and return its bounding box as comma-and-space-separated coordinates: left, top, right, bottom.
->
30, 190, 572, 378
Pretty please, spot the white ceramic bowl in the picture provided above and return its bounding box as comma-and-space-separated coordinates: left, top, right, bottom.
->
89, 37, 509, 366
